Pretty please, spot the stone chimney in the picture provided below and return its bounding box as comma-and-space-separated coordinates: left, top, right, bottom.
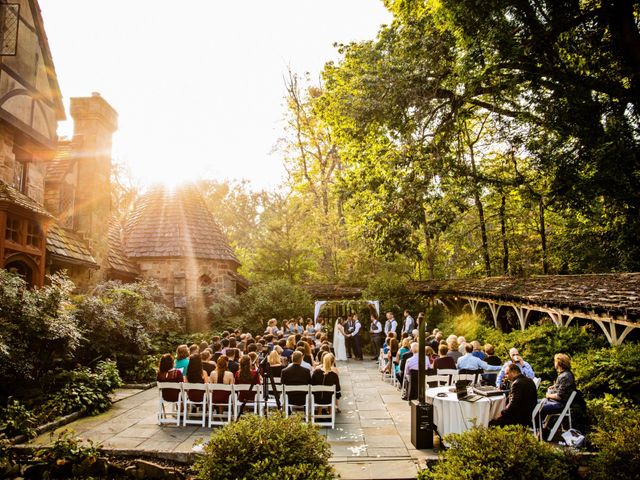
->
70, 92, 117, 280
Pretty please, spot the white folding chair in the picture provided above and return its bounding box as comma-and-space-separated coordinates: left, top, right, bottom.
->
182, 383, 208, 427
208, 383, 234, 427
456, 373, 477, 384
157, 382, 182, 426
234, 384, 260, 419
544, 391, 577, 441
531, 401, 543, 439
425, 374, 449, 390
533, 377, 542, 390
437, 368, 457, 385
283, 385, 310, 422
259, 383, 284, 416
310, 385, 336, 429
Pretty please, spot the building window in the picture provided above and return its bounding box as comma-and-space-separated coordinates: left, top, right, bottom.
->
59, 183, 75, 229
5, 216, 21, 243
26, 221, 41, 249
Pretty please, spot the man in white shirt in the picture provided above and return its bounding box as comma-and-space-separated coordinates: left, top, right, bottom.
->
384, 312, 398, 336
402, 310, 415, 335
369, 315, 384, 360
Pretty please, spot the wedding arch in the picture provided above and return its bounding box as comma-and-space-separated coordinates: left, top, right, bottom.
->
313, 299, 380, 322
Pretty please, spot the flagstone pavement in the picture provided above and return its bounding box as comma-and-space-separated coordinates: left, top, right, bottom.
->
29, 359, 440, 479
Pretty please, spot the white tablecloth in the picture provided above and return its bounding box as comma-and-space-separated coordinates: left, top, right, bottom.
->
426, 386, 506, 437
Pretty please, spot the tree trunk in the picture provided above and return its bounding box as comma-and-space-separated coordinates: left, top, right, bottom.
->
422, 210, 435, 280
539, 197, 548, 274
500, 194, 509, 275
468, 146, 491, 276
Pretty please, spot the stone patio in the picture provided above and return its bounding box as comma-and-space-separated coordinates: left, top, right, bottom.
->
29, 360, 439, 479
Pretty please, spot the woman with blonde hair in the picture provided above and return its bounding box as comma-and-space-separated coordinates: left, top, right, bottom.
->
265, 318, 279, 335
311, 353, 341, 411
267, 348, 283, 377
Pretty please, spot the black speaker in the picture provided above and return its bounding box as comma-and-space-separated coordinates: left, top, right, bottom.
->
410, 400, 434, 449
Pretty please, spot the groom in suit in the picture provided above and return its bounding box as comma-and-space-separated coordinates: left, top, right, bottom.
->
352, 314, 363, 360
345, 314, 355, 358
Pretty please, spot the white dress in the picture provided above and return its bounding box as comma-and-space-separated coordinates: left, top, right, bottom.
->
333, 321, 348, 361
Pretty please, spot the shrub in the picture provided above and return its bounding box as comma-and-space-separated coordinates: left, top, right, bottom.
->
42, 360, 123, 417
194, 413, 333, 480
0, 271, 80, 385
362, 272, 426, 320
240, 280, 313, 333
31, 430, 103, 478
124, 354, 161, 383
573, 343, 640, 403
73, 280, 182, 371
0, 400, 36, 439
418, 426, 577, 480
587, 396, 640, 480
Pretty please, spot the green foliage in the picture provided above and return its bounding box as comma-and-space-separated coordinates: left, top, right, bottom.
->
42, 360, 123, 417
587, 396, 640, 480
194, 413, 333, 480
73, 280, 182, 371
418, 426, 577, 480
124, 354, 161, 383
0, 400, 36, 439
0, 271, 80, 383
362, 273, 427, 319
31, 430, 103, 479
573, 343, 640, 403
240, 280, 313, 332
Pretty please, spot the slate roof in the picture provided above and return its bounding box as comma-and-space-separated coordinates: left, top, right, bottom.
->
0, 181, 53, 218
108, 219, 140, 277
124, 186, 239, 263
46, 222, 98, 268
46, 141, 75, 184
410, 274, 640, 320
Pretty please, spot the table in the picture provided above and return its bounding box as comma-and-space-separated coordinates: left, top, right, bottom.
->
426, 386, 506, 437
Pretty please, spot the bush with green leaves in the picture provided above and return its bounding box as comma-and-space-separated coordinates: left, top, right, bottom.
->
194, 413, 333, 480
124, 354, 162, 383
0, 271, 80, 385
587, 395, 640, 480
73, 280, 182, 372
239, 280, 313, 333
41, 360, 123, 417
363, 273, 427, 320
0, 400, 36, 439
573, 342, 640, 403
418, 426, 578, 480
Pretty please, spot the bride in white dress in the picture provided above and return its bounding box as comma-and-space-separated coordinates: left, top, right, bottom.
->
333, 317, 348, 361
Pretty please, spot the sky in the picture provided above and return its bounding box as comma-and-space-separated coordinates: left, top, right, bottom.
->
38, 0, 391, 191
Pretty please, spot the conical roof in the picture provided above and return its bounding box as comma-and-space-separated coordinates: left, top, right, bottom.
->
124, 185, 239, 263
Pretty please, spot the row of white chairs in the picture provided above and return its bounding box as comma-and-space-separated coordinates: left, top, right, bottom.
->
157, 382, 337, 428
424, 369, 541, 389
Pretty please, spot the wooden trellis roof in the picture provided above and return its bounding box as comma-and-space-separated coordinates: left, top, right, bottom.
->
410, 273, 640, 321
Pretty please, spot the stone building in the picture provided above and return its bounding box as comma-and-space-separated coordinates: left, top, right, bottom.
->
0, 0, 244, 330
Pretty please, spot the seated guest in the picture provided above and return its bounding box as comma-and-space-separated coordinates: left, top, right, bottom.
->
296, 341, 314, 367
235, 355, 261, 403
185, 353, 208, 402
220, 338, 230, 354
394, 339, 412, 377
434, 344, 456, 371
199, 341, 209, 353
200, 350, 216, 376
496, 348, 535, 388
404, 343, 432, 379
281, 351, 311, 406
470, 341, 485, 360
267, 349, 283, 378
296, 347, 313, 370
189, 344, 199, 355
447, 340, 463, 363
227, 348, 240, 374
311, 353, 341, 410
282, 336, 296, 361
209, 355, 235, 405
457, 336, 466, 354
541, 353, 576, 423
157, 354, 183, 402
429, 332, 443, 353
396, 344, 414, 385
315, 344, 331, 364
457, 343, 503, 373
489, 363, 537, 427
481, 343, 502, 385
174, 344, 190, 375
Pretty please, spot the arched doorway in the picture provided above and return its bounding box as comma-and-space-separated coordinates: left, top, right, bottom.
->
3, 254, 38, 286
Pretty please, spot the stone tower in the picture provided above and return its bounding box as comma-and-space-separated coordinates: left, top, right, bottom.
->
69, 92, 117, 283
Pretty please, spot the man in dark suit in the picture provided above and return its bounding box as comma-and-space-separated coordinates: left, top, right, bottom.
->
281, 351, 311, 407
352, 314, 363, 360
345, 314, 355, 358
490, 363, 538, 427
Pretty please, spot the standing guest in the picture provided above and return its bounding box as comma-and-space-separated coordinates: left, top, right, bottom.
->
281, 351, 312, 408
496, 348, 535, 388
201, 350, 216, 376
174, 344, 190, 375
185, 353, 209, 402
471, 341, 486, 360
314, 318, 324, 333
305, 318, 316, 334
434, 344, 457, 371
235, 355, 261, 403
402, 310, 415, 335
352, 314, 363, 360
311, 353, 341, 411
209, 355, 235, 405
370, 315, 384, 360
265, 318, 279, 335
157, 354, 183, 402
489, 363, 538, 427
384, 312, 398, 336
541, 353, 576, 423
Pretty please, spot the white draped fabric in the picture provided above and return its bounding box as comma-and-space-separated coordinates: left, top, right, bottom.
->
313, 301, 328, 322
426, 386, 506, 436
333, 320, 347, 361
